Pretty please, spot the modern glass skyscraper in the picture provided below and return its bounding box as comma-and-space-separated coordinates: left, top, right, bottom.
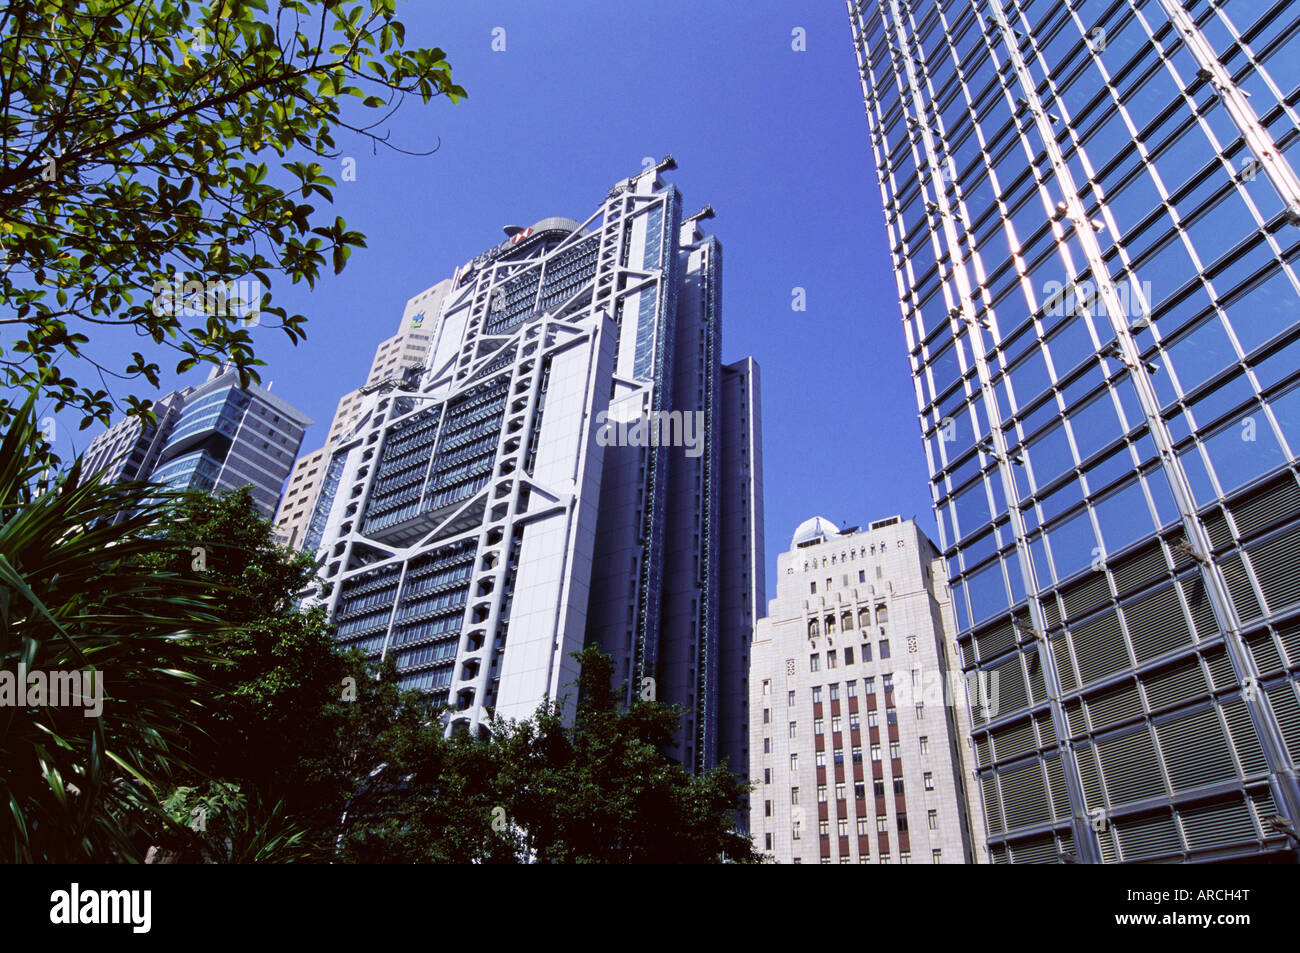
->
82, 365, 311, 519
306, 161, 763, 775
848, 0, 1300, 861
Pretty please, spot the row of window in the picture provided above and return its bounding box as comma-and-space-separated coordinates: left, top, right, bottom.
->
809, 640, 893, 670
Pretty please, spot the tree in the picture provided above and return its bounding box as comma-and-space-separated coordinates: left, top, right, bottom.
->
492, 648, 762, 864
138, 487, 349, 816
138, 486, 461, 862
0, 0, 464, 429
0, 395, 224, 862
339, 648, 763, 864
331, 656, 521, 864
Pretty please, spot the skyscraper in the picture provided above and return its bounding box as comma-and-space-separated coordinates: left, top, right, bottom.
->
82, 389, 188, 489
750, 516, 984, 863
848, 0, 1300, 861
306, 161, 762, 775
82, 366, 311, 519
274, 279, 450, 549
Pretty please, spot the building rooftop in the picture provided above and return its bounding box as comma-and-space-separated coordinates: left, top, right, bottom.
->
791, 516, 840, 549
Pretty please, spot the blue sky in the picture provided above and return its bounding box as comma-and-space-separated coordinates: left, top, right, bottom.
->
57, 1, 939, 602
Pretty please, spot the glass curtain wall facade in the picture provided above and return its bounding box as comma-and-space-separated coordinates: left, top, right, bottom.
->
848, 0, 1300, 862
81, 368, 311, 519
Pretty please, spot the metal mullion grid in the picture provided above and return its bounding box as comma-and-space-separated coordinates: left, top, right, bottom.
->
987, 0, 1300, 855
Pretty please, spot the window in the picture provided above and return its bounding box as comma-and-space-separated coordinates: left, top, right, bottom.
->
862, 643, 873, 662
894, 778, 905, 796
852, 745, 863, 763
838, 818, 849, 837
854, 781, 866, 800
826, 578, 832, 590
788, 690, 796, 706
877, 816, 889, 833
871, 743, 882, 761
919, 735, 930, 754
924, 772, 935, 791
792, 787, 800, 804
828, 650, 838, 669
789, 721, 797, 738
765, 833, 773, 850
763, 708, 770, 724
832, 715, 842, 732
868, 710, 879, 728
889, 741, 901, 759
812, 686, 823, 703
897, 812, 909, 833
810, 655, 821, 672
815, 718, 825, 735
764, 768, 771, 784
762, 679, 771, 695
874, 779, 885, 797
886, 706, 898, 726
883, 673, 894, 692
819, 820, 830, 838
845, 646, 855, 665
916, 702, 925, 719
792, 825, 801, 841
816, 751, 827, 767
866, 677, 876, 695
850, 712, 861, 729
818, 784, 828, 802
835, 782, 846, 801
764, 800, 772, 817
829, 684, 840, 702
859, 570, 866, 582
791, 754, 798, 771
846, 680, 856, 695
933, 849, 943, 863
880, 639, 891, 659
857, 817, 870, 835
811, 581, 817, 594
764, 737, 771, 753
928, 810, 938, 830
900, 852, 911, 864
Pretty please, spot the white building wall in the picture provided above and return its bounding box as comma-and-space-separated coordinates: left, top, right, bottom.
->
750, 517, 982, 863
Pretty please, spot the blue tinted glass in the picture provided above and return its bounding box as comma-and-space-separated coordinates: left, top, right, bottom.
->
1167, 315, 1238, 394
1225, 268, 1298, 355
1094, 479, 1152, 552
1266, 385, 1300, 456
967, 560, 1008, 624
1047, 508, 1099, 580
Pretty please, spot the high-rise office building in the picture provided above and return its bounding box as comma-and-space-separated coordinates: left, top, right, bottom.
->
82, 366, 311, 519
306, 161, 762, 774
274, 279, 450, 548
750, 515, 984, 863
82, 389, 188, 489
848, 0, 1300, 861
